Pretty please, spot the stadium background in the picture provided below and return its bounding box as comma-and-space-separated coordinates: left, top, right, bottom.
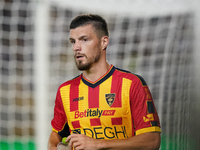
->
0, 0, 200, 150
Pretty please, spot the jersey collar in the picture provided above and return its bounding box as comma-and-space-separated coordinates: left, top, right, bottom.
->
81, 65, 115, 88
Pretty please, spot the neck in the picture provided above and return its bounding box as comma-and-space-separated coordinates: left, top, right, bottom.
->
82, 62, 111, 82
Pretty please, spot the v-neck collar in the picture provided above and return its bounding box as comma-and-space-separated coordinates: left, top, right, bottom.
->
81, 65, 115, 88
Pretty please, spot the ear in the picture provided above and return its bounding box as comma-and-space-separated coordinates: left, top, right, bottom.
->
101, 36, 109, 50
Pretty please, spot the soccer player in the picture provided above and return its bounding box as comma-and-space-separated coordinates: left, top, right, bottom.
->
48, 14, 161, 150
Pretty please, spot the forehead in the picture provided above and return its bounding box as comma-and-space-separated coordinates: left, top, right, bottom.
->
69, 24, 96, 38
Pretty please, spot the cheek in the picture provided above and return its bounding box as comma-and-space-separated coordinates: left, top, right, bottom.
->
82, 41, 101, 56
82, 43, 96, 53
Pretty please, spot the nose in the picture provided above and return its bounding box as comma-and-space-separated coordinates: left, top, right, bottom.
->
72, 41, 81, 52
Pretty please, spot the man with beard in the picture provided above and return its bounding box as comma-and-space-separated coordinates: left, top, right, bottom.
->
48, 14, 161, 150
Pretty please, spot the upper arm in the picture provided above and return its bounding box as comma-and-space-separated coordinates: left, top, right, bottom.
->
132, 132, 161, 150
130, 75, 161, 135
48, 131, 62, 150
51, 88, 68, 133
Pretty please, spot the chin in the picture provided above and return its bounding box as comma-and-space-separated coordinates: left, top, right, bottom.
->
76, 64, 91, 71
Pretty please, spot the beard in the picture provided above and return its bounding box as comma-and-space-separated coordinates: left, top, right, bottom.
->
75, 50, 101, 71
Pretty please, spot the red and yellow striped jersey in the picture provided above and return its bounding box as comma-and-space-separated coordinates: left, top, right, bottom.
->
51, 65, 161, 139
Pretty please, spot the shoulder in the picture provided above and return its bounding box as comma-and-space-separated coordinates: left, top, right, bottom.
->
114, 67, 147, 86
58, 74, 82, 89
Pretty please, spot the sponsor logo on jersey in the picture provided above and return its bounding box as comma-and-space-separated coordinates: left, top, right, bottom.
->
71, 125, 128, 139
73, 96, 84, 102
72, 129, 81, 134
105, 93, 116, 106
143, 114, 154, 122
74, 108, 115, 119
144, 87, 152, 100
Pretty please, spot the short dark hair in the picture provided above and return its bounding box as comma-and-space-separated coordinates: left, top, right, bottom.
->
69, 14, 109, 38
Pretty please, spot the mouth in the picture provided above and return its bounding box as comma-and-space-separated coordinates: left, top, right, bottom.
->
75, 54, 84, 60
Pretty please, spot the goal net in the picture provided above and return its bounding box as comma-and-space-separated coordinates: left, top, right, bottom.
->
0, 0, 200, 150
0, 0, 35, 150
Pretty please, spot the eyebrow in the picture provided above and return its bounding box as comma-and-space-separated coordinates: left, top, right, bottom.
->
69, 37, 74, 42
69, 35, 89, 42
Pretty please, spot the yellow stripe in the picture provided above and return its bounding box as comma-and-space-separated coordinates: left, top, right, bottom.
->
60, 85, 71, 116
60, 85, 77, 132
121, 78, 133, 138
52, 127, 58, 133
121, 78, 132, 114
78, 80, 89, 127
136, 126, 161, 135
78, 80, 88, 112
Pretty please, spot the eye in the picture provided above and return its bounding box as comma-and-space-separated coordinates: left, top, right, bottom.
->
70, 40, 75, 44
83, 38, 87, 42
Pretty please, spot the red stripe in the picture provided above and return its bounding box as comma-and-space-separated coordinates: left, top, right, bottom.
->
90, 118, 101, 126
70, 81, 80, 112
111, 72, 122, 107
71, 120, 81, 129
111, 117, 122, 125
88, 86, 99, 108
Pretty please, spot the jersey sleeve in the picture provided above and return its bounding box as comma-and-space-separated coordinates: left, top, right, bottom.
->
130, 75, 161, 136
51, 87, 70, 137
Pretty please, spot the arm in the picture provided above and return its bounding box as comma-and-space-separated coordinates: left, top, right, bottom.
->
66, 132, 160, 150
99, 132, 160, 150
48, 86, 68, 150
47, 131, 62, 150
